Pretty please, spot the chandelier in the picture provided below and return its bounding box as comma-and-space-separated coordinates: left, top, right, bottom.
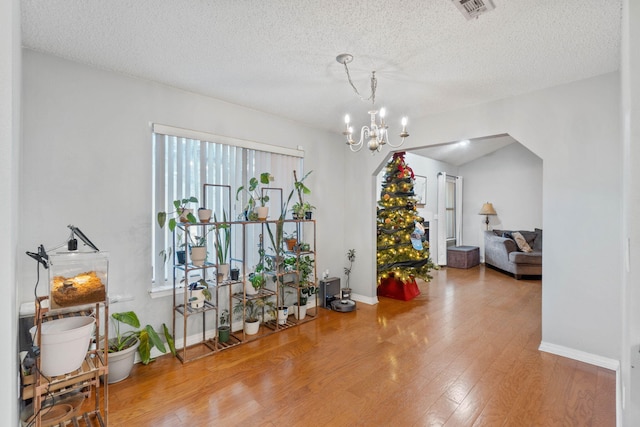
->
336, 53, 409, 153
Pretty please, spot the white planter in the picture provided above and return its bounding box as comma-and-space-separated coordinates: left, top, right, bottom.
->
217, 263, 230, 281
277, 307, 288, 325
108, 338, 140, 384
189, 288, 206, 309
292, 303, 307, 320
30, 316, 95, 377
197, 208, 212, 223
179, 208, 193, 223
245, 281, 258, 295
244, 320, 260, 335
190, 246, 206, 266
255, 206, 269, 220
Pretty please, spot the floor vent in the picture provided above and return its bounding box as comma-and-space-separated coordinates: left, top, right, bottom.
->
452, 0, 496, 20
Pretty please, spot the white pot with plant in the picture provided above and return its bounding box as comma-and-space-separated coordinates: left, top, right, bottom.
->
214, 213, 230, 281
157, 197, 198, 232
290, 170, 313, 220
277, 306, 288, 325
107, 311, 175, 383
236, 172, 274, 221
246, 273, 264, 295
342, 249, 356, 302
188, 225, 215, 266
188, 279, 212, 309
234, 299, 276, 336
197, 207, 212, 223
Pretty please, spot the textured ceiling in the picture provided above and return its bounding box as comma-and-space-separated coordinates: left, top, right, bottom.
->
21, 0, 621, 140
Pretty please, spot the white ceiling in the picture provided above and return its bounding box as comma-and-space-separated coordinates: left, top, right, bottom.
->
21, 0, 621, 144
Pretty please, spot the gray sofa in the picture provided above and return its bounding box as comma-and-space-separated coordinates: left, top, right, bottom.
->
484, 229, 542, 279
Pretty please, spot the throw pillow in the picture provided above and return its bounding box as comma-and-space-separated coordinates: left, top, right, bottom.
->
512, 231, 533, 253
501, 232, 513, 239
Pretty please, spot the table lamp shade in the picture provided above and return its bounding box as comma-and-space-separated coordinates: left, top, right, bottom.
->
479, 202, 497, 216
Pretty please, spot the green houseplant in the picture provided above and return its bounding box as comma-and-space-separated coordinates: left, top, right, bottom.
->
188, 279, 212, 309
218, 309, 230, 343
290, 170, 313, 219
213, 212, 231, 279
233, 298, 276, 335
157, 196, 198, 232
236, 172, 273, 220
108, 311, 176, 383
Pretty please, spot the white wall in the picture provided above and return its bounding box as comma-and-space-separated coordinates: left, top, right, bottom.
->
344, 72, 622, 363
622, 0, 640, 423
1, 0, 20, 425
460, 142, 542, 256
19, 50, 344, 342
403, 152, 458, 264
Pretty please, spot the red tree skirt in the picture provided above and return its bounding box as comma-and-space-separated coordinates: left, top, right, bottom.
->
377, 276, 420, 301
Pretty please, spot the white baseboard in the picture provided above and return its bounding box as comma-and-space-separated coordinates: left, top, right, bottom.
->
351, 293, 378, 305
539, 341, 621, 427
538, 341, 620, 370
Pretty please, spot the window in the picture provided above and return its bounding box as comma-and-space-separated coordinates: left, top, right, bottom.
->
152, 124, 304, 289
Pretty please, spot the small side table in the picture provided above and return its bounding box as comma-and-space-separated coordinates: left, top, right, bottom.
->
447, 246, 480, 269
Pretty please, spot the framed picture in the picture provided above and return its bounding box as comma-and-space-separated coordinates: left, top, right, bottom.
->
414, 175, 427, 206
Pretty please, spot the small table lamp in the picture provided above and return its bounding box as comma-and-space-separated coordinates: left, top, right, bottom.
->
479, 202, 497, 230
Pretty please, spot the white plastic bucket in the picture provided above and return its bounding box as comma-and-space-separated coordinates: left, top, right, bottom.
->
30, 316, 95, 376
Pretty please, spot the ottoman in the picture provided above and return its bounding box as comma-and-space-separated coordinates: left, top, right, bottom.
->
447, 246, 480, 269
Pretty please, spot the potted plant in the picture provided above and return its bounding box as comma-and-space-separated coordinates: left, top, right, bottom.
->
236, 172, 273, 220
284, 230, 297, 252
291, 170, 313, 219
218, 309, 230, 343
292, 288, 309, 320
247, 272, 265, 295
303, 202, 316, 220
157, 197, 198, 232
342, 249, 356, 302
197, 207, 212, 223
213, 212, 231, 280
188, 279, 212, 309
187, 225, 215, 266
298, 254, 315, 285
108, 311, 175, 383
233, 298, 276, 335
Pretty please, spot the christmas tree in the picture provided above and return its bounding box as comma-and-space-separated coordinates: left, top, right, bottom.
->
377, 152, 435, 285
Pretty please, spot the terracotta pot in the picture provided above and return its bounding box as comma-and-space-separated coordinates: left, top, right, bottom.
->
285, 239, 297, 251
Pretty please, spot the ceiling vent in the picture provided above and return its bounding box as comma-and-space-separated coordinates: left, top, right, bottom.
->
452, 0, 496, 20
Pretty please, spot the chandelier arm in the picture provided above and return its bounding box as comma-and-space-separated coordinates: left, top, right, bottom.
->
349, 143, 364, 152
346, 125, 370, 152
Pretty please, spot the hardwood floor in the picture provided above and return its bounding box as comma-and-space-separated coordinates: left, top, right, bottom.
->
107, 265, 616, 426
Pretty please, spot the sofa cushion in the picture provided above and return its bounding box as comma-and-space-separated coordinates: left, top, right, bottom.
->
509, 251, 542, 265
517, 230, 538, 247
533, 228, 543, 251
512, 232, 533, 252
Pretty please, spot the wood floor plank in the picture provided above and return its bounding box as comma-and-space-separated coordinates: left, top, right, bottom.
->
106, 266, 615, 426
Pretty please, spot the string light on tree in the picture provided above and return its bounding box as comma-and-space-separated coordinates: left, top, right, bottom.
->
376, 152, 435, 286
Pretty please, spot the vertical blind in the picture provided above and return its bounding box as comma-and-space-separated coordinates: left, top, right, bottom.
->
152, 127, 304, 287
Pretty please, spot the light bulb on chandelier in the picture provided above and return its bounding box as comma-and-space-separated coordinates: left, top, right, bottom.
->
337, 53, 409, 153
